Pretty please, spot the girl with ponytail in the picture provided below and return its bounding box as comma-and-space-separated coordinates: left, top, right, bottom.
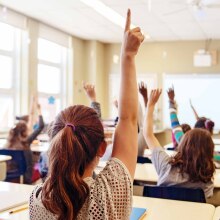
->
29, 9, 144, 220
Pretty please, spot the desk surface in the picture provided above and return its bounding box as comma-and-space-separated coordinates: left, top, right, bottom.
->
0, 182, 35, 212
213, 206, 220, 220
135, 163, 220, 188
0, 155, 12, 162
133, 196, 215, 220
164, 142, 220, 152
30, 142, 49, 152
0, 204, 29, 220
0, 197, 216, 220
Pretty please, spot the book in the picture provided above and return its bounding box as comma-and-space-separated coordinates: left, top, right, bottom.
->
130, 207, 147, 220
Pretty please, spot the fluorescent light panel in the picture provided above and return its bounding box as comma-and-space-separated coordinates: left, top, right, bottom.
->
80, 0, 150, 39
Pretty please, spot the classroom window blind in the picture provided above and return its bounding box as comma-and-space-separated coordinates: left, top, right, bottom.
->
163, 73, 220, 130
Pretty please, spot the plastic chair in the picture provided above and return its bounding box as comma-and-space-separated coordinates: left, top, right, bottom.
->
0, 149, 27, 183
143, 185, 206, 203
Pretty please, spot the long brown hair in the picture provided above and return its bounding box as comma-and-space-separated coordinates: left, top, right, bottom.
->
170, 128, 215, 183
41, 105, 105, 220
6, 121, 29, 150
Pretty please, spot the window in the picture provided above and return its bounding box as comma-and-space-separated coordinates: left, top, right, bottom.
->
163, 73, 220, 130
109, 73, 158, 119
37, 38, 68, 123
0, 22, 21, 130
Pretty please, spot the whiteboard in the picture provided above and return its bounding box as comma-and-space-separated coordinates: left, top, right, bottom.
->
163, 73, 220, 130
109, 73, 157, 118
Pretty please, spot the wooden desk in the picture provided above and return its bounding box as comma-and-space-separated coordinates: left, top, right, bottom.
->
0, 204, 29, 220
0, 182, 34, 212
135, 163, 220, 188
31, 142, 49, 152
213, 206, 220, 220
143, 149, 175, 158
0, 155, 12, 162
133, 196, 215, 220
213, 139, 220, 145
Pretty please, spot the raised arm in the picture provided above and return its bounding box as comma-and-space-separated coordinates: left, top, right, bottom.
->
139, 81, 148, 107
83, 82, 101, 119
27, 95, 38, 132
143, 89, 162, 150
167, 87, 184, 144
27, 104, 44, 144
189, 99, 200, 120
112, 9, 144, 179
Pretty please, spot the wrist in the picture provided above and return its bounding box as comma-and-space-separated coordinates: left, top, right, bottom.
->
121, 51, 135, 59
91, 98, 96, 102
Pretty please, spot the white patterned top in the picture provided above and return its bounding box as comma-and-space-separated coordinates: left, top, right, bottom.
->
29, 158, 133, 220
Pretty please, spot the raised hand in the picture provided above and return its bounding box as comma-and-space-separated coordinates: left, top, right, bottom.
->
139, 81, 148, 107
148, 89, 162, 107
122, 9, 144, 57
83, 82, 96, 102
167, 85, 175, 102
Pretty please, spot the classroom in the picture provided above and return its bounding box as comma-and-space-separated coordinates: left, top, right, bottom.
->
0, 0, 220, 219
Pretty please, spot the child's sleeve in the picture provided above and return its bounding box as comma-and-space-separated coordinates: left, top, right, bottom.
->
169, 101, 184, 144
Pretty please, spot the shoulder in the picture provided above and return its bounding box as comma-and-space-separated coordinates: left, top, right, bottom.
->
82, 158, 133, 219
151, 147, 171, 175
97, 157, 132, 183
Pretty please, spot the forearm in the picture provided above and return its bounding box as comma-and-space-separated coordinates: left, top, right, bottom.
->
143, 96, 148, 107
169, 101, 184, 143
118, 54, 138, 122
144, 105, 161, 149
191, 105, 199, 120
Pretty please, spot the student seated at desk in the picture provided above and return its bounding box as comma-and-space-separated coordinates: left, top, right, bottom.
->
5, 104, 44, 184
29, 10, 144, 220
143, 89, 215, 199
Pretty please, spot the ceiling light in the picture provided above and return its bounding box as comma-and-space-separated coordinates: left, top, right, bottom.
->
80, 0, 150, 39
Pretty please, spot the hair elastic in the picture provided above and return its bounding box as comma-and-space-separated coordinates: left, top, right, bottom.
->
65, 123, 76, 132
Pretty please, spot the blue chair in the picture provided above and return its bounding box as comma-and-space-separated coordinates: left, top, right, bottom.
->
143, 185, 206, 203
0, 149, 27, 183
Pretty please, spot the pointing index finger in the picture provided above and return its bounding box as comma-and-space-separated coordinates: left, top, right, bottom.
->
124, 9, 131, 32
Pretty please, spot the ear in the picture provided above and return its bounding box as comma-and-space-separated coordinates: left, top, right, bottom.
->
97, 141, 107, 157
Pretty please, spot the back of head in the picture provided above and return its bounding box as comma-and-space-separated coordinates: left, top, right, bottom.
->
42, 105, 105, 220
194, 117, 215, 134
6, 121, 28, 149
170, 128, 215, 183
180, 124, 191, 134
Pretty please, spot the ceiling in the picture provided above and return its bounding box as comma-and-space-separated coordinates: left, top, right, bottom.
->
1, 0, 220, 43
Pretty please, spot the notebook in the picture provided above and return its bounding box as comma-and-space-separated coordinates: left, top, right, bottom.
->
130, 207, 147, 220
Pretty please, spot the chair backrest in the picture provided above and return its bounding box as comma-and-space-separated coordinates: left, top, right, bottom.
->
143, 185, 206, 203
137, 156, 152, 164
0, 149, 26, 178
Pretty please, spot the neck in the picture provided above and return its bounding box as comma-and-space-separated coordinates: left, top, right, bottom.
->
82, 156, 100, 179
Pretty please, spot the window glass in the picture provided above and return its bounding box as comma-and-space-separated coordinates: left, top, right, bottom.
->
38, 38, 62, 63
38, 97, 61, 123
0, 22, 14, 51
38, 64, 61, 94
0, 96, 14, 129
0, 55, 13, 89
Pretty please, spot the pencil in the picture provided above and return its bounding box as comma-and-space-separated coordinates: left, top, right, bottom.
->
9, 206, 28, 214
